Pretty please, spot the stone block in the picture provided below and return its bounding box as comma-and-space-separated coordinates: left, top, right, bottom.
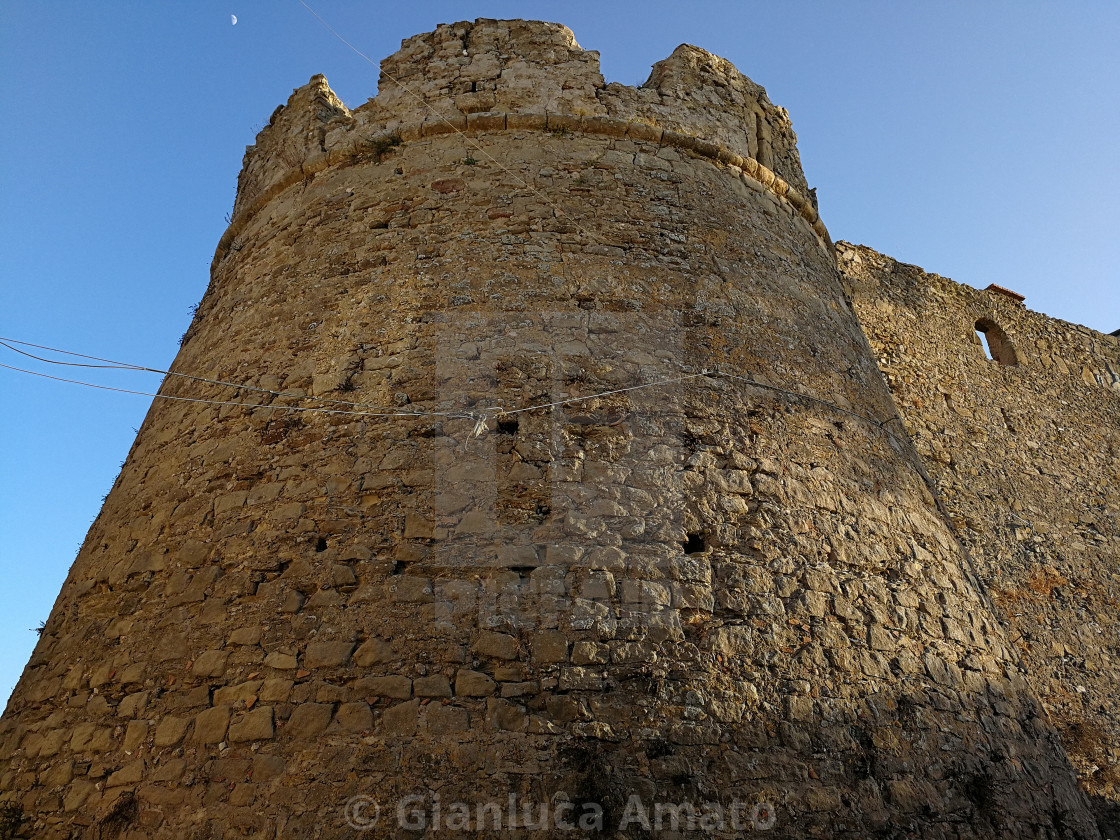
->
390, 576, 433, 603
486, 698, 528, 732
229, 626, 263, 646
559, 667, 603, 691
264, 652, 298, 670
466, 112, 505, 132
303, 641, 355, 668
572, 641, 610, 665
106, 759, 144, 787
122, 720, 148, 752
89, 663, 114, 688
192, 706, 231, 744
380, 700, 419, 737
70, 723, 113, 753
500, 681, 538, 698
455, 670, 496, 697
63, 778, 98, 811
211, 757, 251, 781
620, 579, 671, 607
153, 716, 189, 747
497, 544, 539, 567
214, 491, 248, 515
117, 691, 149, 718
414, 675, 452, 698
473, 631, 518, 660
214, 680, 264, 706
285, 703, 333, 738
334, 702, 373, 733
424, 704, 471, 735
229, 707, 274, 742
354, 638, 394, 667
532, 631, 569, 663
41, 759, 73, 788
259, 679, 294, 702
710, 626, 753, 660
506, 113, 547, 130
403, 513, 434, 539
191, 649, 228, 678
178, 539, 210, 566
361, 675, 412, 700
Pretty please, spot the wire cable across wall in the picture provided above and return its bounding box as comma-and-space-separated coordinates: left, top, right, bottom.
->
1, 334, 903, 435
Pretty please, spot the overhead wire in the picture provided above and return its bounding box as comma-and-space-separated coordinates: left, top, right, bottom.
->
0, 335, 462, 417
2, 335, 904, 437
496, 372, 712, 416
0, 361, 462, 420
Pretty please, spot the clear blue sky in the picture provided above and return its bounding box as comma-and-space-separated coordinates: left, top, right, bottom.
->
1, 1, 1117, 704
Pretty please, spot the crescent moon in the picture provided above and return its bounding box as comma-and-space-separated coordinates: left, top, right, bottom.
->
231, 14, 237, 25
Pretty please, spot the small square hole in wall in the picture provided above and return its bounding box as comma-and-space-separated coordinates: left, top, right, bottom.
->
496, 417, 519, 435
682, 532, 706, 554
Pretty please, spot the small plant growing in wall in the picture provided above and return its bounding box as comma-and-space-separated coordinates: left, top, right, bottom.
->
462, 155, 478, 166
368, 131, 402, 162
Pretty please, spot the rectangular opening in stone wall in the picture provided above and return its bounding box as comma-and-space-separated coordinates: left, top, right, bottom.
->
683, 532, 707, 554
976, 326, 995, 361
496, 417, 519, 435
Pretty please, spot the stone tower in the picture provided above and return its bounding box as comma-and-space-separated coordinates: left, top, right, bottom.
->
0, 20, 1100, 840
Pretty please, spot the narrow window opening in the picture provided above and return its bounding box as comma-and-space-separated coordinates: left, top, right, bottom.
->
315, 537, 328, 552
974, 319, 1019, 367
976, 327, 994, 360
683, 532, 706, 555
496, 417, 519, 435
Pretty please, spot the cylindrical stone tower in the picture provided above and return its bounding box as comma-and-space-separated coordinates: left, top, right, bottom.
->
0, 19, 1099, 840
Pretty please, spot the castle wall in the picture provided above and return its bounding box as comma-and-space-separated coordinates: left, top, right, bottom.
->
0, 20, 1103, 840
840, 242, 1120, 835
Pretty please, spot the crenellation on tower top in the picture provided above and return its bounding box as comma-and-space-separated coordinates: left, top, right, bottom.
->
231, 19, 810, 227
233, 73, 353, 218
372, 19, 607, 122
602, 43, 808, 195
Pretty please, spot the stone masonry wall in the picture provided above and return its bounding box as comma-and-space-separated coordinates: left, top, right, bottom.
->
840, 242, 1120, 837
0, 19, 1104, 840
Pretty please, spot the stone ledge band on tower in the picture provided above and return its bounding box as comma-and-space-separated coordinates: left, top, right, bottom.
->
213, 112, 830, 269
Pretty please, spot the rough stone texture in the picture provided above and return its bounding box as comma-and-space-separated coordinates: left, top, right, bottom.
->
840, 242, 1120, 837
0, 17, 1109, 840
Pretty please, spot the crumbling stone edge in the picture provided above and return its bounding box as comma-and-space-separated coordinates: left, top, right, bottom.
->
212, 112, 831, 267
